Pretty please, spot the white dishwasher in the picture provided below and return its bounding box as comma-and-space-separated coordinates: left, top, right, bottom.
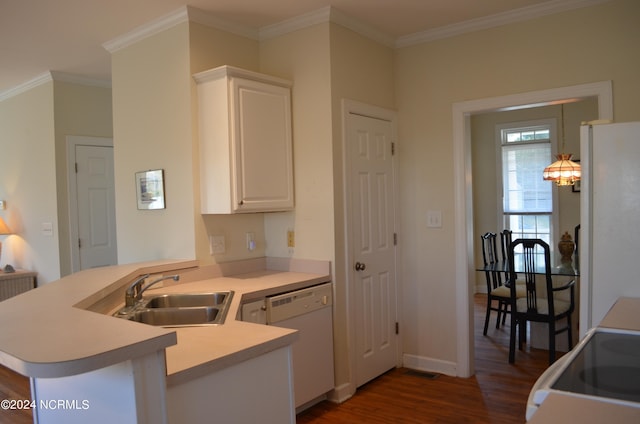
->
244, 282, 335, 411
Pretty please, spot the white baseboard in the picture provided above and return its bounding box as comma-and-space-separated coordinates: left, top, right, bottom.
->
326, 382, 353, 404
402, 353, 457, 377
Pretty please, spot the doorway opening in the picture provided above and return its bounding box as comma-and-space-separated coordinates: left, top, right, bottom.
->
66, 135, 118, 273
452, 81, 613, 377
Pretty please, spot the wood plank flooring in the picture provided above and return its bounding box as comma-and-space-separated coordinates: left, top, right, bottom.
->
0, 363, 32, 423
296, 294, 555, 424
0, 294, 553, 423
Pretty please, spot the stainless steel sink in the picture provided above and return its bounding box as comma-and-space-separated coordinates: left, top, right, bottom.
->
142, 292, 229, 308
129, 306, 220, 326
113, 291, 234, 327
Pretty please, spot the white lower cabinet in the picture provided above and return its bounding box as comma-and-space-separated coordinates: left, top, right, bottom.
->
194, 66, 294, 214
166, 346, 295, 424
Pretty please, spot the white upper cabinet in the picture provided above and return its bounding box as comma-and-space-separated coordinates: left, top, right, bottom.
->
194, 66, 294, 214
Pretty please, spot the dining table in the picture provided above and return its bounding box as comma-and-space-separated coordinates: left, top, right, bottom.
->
476, 255, 579, 351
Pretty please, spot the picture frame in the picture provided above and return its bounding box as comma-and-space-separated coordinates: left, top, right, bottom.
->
135, 169, 166, 210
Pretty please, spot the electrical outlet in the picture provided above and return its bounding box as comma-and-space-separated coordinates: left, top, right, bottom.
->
209, 235, 226, 254
427, 210, 442, 228
246, 232, 256, 251
0, 200, 5, 210
287, 230, 295, 248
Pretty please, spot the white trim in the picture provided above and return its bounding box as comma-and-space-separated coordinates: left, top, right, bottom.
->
0, 71, 111, 102
496, 118, 559, 250
259, 6, 331, 40
402, 353, 457, 377
396, 0, 613, 47
49, 71, 111, 88
452, 80, 613, 378
259, 6, 395, 46
66, 136, 114, 273
325, 7, 395, 47
0, 72, 52, 102
187, 6, 259, 40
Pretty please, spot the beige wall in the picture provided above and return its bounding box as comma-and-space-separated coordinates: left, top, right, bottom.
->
259, 24, 333, 262
328, 23, 396, 394
188, 23, 266, 264
0, 78, 114, 283
112, 23, 197, 263
53, 81, 113, 276
0, 83, 60, 283
395, 0, 640, 366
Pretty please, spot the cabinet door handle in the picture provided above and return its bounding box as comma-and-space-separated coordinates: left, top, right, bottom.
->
355, 262, 366, 271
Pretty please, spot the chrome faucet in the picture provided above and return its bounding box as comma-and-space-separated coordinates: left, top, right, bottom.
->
124, 274, 180, 307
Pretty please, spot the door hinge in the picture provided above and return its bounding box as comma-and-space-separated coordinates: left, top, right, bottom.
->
75, 162, 78, 173
78, 238, 81, 249
394, 233, 398, 246
391, 142, 395, 155
395, 322, 399, 335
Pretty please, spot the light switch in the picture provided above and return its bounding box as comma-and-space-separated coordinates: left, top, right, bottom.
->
42, 222, 54, 236
427, 210, 442, 228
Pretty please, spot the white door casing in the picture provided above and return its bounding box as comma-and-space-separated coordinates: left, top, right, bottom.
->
343, 100, 399, 388
452, 81, 613, 377
67, 136, 117, 272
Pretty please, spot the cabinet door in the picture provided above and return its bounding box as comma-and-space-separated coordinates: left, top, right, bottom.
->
231, 78, 294, 212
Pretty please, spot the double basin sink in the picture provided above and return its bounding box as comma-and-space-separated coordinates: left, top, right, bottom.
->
114, 292, 233, 327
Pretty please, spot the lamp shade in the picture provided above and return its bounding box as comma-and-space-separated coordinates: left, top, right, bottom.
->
0, 217, 11, 235
543, 153, 581, 186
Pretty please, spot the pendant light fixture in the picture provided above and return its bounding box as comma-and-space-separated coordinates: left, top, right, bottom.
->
543, 103, 581, 186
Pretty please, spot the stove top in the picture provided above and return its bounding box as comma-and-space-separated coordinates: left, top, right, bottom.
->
552, 331, 640, 404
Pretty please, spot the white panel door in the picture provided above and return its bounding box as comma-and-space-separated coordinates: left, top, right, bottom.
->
76, 145, 117, 269
348, 112, 398, 387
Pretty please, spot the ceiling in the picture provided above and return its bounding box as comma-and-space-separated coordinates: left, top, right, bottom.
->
0, 0, 596, 96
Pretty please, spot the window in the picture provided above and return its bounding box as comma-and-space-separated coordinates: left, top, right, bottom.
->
497, 120, 557, 253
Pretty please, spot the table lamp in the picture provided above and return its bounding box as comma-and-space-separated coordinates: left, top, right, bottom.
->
0, 217, 12, 269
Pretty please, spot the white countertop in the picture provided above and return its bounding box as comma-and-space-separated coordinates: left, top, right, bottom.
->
148, 270, 331, 386
528, 297, 640, 423
0, 258, 331, 384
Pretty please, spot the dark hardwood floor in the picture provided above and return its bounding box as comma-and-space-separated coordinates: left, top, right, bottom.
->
297, 294, 555, 424
0, 294, 553, 424
0, 362, 32, 424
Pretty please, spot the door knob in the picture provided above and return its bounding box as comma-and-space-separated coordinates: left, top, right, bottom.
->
355, 262, 366, 271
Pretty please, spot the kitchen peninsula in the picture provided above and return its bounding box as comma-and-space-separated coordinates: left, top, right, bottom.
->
0, 257, 331, 424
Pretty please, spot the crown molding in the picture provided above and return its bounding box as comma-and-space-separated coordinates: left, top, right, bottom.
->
49, 71, 111, 88
186, 6, 259, 40
259, 6, 331, 40
0, 72, 52, 102
0, 71, 111, 102
103, 6, 259, 53
258, 6, 395, 47
396, 0, 612, 48
103, 6, 190, 53
327, 7, 395, 47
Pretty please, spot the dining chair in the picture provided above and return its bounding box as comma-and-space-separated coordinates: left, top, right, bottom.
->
480, 232, 510, 335
498, 229, 526, 327
506, 238, 576, 365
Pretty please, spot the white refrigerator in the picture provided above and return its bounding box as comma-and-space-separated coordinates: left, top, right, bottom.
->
580, 121, 640, 336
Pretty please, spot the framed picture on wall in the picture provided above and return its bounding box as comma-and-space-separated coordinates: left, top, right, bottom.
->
135, 169, 166, 209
